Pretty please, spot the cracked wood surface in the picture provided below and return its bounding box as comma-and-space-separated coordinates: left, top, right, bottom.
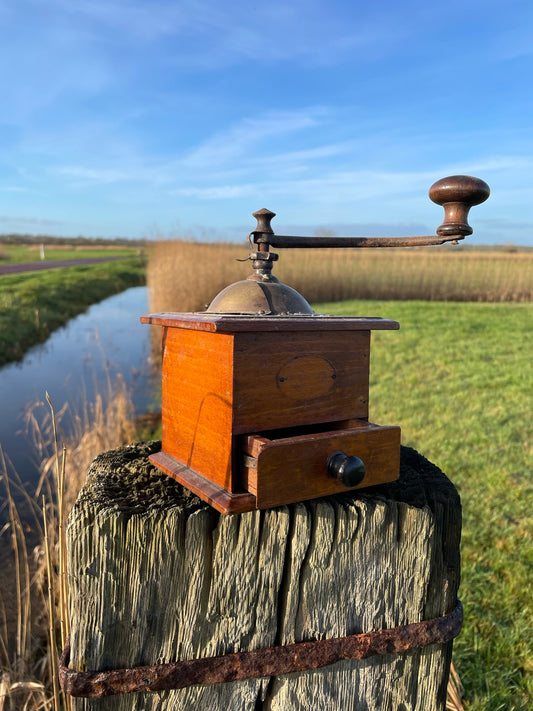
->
67, 441, 461, 710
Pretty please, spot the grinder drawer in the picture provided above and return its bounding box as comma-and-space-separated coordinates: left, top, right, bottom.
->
240, 420, 400, 509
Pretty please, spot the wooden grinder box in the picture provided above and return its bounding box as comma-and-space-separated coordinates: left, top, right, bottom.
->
141, 312, 401, 514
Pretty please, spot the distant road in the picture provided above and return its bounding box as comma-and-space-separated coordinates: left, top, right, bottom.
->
0, 256, 129, 275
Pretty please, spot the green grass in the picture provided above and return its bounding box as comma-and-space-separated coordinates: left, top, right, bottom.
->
0, 243, 139, 263
0, 257, 146, 366
315, 298, 533, 710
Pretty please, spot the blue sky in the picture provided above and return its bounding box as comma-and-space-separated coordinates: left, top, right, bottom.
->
1, 0, 532, 244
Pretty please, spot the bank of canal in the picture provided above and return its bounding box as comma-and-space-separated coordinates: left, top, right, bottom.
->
0, 285, 156, 492
0, 257, 145, 367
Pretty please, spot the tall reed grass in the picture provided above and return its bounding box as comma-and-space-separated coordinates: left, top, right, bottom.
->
147, 241, 532, 311
147, 241, 248, 313
26, 377, 137, 513
0, 376, 137, 710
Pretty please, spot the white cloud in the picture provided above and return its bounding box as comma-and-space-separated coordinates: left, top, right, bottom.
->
477, 217, 533, 231
455, 156, 532, 174
172, 185, 254, 200
57, 166, 135, 184
182, 110, 324, 169
45, 0, 185, 40
21, 0, 408, 70
0, 215, 64, 227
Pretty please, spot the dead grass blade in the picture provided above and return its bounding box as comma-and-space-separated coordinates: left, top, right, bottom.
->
42, 499, 60, 711
446, 661, 465, 710
0, 447, 31, 670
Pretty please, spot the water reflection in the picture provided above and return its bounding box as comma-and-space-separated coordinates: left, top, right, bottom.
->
0, 286, 157, 491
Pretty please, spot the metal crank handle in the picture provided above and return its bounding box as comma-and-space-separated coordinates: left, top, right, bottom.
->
252, 175, 490, 249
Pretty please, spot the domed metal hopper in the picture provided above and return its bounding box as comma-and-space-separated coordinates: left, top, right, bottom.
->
207, 209, 314, 315
207, 278, 314, 316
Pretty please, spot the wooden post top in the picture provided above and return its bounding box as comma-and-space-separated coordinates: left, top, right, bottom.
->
140, 312, 400, 333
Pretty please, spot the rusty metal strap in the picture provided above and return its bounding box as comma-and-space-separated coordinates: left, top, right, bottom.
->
60, 599, 462, 698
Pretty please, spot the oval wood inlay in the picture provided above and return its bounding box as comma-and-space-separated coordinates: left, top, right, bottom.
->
276, 355, 336, 401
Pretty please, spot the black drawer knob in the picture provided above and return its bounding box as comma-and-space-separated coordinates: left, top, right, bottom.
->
327, 451, 366, 488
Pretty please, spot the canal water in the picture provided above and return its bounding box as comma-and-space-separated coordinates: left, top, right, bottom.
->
0, 286, 157, 494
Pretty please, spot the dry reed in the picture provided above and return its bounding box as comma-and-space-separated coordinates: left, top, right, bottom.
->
147, 241, 533, 311
0, 376, 138, 710
42, 497, 61, 711
146, 240, 249, 313
446, 662, 466, 710
0, 448, 49, 711
27, 376, 137, 513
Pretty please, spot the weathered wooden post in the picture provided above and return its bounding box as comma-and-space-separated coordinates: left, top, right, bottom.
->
61, 176, 489, 709
64, 441, 461, 710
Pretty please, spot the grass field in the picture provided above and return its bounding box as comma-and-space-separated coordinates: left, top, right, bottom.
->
0, 242, 140, 263
0, 257, 146, 366
314, 298, 532, 710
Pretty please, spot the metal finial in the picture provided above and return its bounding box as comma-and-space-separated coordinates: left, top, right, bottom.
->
252, 208, 276, 234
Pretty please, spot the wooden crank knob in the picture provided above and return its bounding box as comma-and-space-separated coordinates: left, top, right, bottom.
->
327, 451, 366, 488
429, 175, 490, 237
